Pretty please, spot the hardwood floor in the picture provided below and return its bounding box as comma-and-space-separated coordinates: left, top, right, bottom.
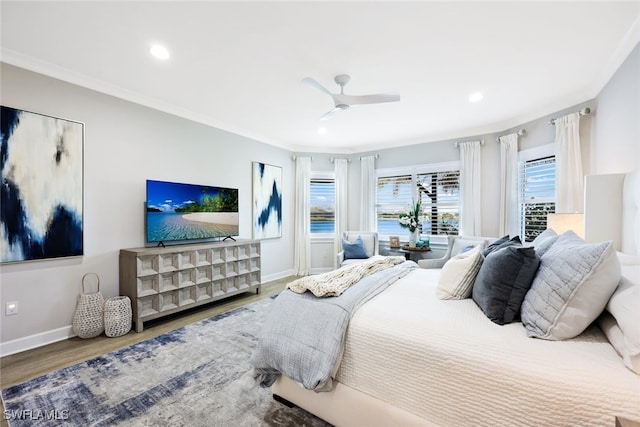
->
0, 277, 290, 426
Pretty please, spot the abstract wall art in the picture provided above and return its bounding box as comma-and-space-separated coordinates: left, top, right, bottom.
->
252, 162, 282, 239
1, 106, 84, 263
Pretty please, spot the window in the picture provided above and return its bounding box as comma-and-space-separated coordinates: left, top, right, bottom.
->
519, 155, 556, 242
417, 171, 460, 236
376, 163, 460, 240
310, 177, 335, 234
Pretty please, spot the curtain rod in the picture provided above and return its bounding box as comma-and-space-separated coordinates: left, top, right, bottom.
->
548, 107, 591, 125
454, 139, 485, 148
329, 157, 351, 163
291, 156, 313, 161
358, 154, 379, 160
496, 129, 526, 142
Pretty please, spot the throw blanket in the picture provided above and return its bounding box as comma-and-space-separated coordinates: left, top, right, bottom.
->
287, 255, 407, 297
250, 260, 418, 392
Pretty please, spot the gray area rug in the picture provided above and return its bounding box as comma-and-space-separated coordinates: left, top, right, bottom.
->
1, 298, 331, 426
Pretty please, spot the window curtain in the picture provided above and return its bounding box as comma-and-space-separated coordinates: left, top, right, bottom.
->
293, 156, 311, 276
459, 141, 482, 236
359, 155, 376, 231
555, 112, 583, 213
334, 158, 349, 256
498, 133, 519, 237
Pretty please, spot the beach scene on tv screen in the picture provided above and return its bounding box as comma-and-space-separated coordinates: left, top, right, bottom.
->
146, 180, 239, 242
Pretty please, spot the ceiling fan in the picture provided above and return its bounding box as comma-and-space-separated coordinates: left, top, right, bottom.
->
302, 74, 400, 121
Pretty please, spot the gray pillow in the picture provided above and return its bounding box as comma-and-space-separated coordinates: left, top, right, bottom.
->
531, 228, 558, 257
521, 231, 621, 340
472, 245, 540, 325
482, 235, 521, 257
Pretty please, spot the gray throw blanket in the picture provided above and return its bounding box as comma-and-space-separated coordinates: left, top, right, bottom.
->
250, 260, 418, 392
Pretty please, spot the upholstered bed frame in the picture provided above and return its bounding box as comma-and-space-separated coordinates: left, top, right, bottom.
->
272, 170, 640, 427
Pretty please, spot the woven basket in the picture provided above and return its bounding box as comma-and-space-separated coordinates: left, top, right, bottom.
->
72, 273, 105, 339
104, 296, 132, 337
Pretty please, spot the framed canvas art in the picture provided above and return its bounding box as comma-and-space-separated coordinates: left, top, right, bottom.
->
0, 106, 84, 263
252, 162, 282, 239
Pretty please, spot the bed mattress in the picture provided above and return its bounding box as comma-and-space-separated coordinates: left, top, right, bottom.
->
333, 268, 640, 426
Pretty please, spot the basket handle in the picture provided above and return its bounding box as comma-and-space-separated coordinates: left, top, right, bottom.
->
82, 273, 101, 293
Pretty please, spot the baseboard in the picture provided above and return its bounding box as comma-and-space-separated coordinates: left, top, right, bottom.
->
0, 325, 74, 358
1, 270, 295, 357
310, 267, 333, 274
262, 269, 294, 283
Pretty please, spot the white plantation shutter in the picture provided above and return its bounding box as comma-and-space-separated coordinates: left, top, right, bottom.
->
417, 171, 460, 236
376, 168, 460, 239
520, 156, 556, 242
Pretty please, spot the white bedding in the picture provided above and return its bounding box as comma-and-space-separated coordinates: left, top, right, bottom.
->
335, 268, 640, 426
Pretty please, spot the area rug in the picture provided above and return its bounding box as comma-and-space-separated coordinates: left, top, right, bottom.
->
1, 298, 330, 427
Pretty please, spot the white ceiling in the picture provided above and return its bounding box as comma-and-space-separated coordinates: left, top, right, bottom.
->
2, 1, 639, 154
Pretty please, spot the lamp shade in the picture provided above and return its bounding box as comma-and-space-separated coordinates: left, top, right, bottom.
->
547, 213, 584, 239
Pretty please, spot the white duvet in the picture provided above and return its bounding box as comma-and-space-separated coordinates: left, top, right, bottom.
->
336, 268, 640, 426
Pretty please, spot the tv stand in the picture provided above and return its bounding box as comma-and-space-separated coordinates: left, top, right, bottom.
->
157, 241, 166, 248
223, 235, 236, 242
119, 239, 261, 332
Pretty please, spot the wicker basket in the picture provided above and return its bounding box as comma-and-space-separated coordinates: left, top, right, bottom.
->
104, 296, 132, 337
72, 273, 105, 339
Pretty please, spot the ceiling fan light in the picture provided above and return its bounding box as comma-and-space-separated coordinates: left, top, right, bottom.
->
317, 127, 327, 135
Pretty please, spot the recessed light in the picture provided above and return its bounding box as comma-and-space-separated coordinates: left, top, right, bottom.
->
469, 92, 483, 103
150, 44, 170, 60
317, 127, 327, 135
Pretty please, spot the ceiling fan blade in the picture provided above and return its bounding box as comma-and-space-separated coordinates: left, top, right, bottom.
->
302, 77, 333, 96
320, 107, 341, 121
337, 93, 401, 106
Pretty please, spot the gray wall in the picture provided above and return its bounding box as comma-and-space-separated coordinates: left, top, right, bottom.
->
1, 42, 638, 354
591, 42, 640, 175
0, 63, 294, 352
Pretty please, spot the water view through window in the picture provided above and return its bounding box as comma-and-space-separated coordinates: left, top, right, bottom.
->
310, 179, 335, 233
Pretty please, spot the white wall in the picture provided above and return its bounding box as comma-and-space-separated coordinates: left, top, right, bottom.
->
0, 63, 294, 354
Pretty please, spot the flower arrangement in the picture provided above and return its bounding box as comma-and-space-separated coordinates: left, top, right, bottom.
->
398, 201, 422, 232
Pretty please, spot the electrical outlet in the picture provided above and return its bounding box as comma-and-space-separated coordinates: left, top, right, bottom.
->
5, 301, 18, 316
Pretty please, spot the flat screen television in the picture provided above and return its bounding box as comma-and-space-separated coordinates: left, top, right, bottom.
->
146, 179, 239, 244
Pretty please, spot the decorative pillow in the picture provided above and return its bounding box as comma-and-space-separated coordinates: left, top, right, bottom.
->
531, 228, 558, 257
482, 235, 521, 257
599, 259, 640, 374
472, 245, 540, 325
436, 244, 484, 300
450, 238, 487, 258
481, 235, 509, 256
521, 231, 621, 340
342, 236, 369, 259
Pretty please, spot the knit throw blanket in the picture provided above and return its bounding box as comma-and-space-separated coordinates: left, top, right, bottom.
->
287, 255, 407, 297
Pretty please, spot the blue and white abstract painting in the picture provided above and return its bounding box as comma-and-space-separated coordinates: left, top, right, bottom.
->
1, 106, 84, 262
252, 162, 282, 239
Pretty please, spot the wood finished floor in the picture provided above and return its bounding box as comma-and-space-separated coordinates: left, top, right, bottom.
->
0, 277, 291, 426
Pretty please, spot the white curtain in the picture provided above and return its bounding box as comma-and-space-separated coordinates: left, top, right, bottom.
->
498, 133, 520, 237
293, 156, 311, 276
334, 158, 349, 256
459, 141, 482, 236
555, 112, 583, 213
359, 155, 376, 231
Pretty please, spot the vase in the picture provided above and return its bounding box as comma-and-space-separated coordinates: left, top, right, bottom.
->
409, 230, 418, 248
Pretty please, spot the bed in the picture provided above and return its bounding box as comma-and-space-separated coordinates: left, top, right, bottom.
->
259, 170, 640, 426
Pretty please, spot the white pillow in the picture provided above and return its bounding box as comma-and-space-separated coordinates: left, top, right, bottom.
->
600, 260, 640, 374
436, 244, 483, 300
521, 231, 621, 340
